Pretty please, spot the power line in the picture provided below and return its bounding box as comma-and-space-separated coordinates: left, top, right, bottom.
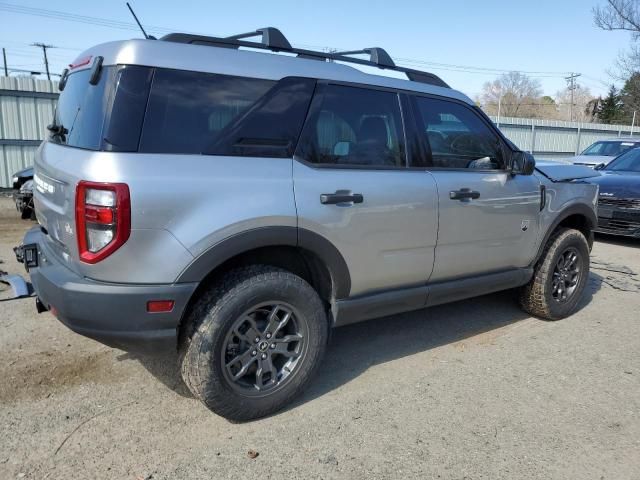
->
0, 2, 186, 35
0, 1, 611, 87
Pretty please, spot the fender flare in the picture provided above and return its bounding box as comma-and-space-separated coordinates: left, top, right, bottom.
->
531, 203, 597, 266
176, 226, 351, 299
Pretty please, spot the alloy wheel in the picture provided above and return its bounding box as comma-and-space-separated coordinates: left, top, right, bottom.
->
221, 302, 307, 396
551, 247, 581, 303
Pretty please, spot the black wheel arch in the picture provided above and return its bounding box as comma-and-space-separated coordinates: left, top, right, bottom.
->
176, 226, 351, 300
531, 203, 597, 266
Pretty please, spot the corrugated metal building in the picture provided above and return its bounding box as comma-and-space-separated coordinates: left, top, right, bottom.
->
490, 116, 635, 159
0, 76, 58, 188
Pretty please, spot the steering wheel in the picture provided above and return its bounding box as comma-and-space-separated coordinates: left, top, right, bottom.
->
450, 133, 484, 155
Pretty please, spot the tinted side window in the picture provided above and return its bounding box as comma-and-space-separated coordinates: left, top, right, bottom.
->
139, 69, 275, 154
296, 85, 405, 167
414, 97, 504, 170
205, 77, 316, 157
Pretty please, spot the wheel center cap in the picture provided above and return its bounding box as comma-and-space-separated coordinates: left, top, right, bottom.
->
258, 341, 269, 352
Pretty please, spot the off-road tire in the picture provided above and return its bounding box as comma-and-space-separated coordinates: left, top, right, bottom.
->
179, 265, 328, 421
519, 227, 590, 320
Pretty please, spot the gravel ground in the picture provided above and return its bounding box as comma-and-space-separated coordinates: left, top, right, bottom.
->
1, 196, 639, 480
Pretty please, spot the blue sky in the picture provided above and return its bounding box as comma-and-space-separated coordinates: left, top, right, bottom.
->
0, 0, 631, 98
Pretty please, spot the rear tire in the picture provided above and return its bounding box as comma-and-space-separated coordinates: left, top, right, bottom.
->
519, 227, 590, 320
179, 265, 328, 421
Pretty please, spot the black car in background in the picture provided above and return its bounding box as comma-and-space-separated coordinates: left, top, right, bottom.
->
11, 166, 35, 219
11, 166, 33, 190
589, 149, 640, 237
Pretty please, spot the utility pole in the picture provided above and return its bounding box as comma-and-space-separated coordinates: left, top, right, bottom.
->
2, 48, 7, 76
565, 73, 581, 122
31, 42, 55, 80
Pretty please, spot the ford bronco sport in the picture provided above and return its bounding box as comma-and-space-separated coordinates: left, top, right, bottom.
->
18, 28, 599, 421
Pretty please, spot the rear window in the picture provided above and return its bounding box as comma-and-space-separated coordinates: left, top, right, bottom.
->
51, 65, 152, 151
51, 66, 316, 157
51, 67, 116, 150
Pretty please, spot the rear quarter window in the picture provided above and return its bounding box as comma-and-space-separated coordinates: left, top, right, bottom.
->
139, 70, 314, 156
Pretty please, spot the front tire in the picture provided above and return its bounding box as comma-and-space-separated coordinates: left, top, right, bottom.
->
519, 227, 590, 320
179, 266, 328, 421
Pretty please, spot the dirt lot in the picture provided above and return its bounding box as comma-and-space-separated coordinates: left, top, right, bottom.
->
1, 195, 639, 480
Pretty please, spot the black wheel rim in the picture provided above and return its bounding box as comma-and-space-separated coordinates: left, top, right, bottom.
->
221, 302, 307, 397
551, 247, 581, 303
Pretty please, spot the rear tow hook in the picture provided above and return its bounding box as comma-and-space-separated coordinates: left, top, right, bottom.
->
35, 296, 48, 313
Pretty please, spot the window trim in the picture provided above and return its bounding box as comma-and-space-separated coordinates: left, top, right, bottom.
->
408, 92, 515, 173
293, 80, 411, 171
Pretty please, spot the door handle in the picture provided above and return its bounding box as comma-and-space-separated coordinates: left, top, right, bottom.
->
449, 188, 480, 201
320, 191, 364, 205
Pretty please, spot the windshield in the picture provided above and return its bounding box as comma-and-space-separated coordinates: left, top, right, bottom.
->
581, 140, 638, 157
605, 147, 640, 172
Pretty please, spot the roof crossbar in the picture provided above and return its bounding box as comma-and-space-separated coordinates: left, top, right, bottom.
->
160, 28, 450, 88
333, 48, 396, 68
225, 27, 292, 50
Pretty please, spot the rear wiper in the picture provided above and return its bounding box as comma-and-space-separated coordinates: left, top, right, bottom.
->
47, 123, 68, 139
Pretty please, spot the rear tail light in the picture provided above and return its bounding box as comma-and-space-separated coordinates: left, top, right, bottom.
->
76, 181, 130, 264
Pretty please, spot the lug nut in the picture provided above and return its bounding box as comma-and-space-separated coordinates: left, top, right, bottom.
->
270, 343, 276, 349
261, 353, 267, 359
251, 350, 257, 356
255, 337, 260, 343
266, 333, 272, 339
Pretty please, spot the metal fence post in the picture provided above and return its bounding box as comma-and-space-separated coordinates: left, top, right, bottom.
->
530, 124, 536, 154
575, 125, 582, 155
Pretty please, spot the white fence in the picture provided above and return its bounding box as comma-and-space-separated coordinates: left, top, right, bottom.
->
490, 116, 637, 159
0, 77, 58, 188
0, 80, 638, 187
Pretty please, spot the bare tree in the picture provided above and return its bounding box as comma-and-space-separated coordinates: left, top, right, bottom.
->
555, 85, 597, 122
480, 71, 543, 118
594, 1, 640, 77
594, 0, 640, 38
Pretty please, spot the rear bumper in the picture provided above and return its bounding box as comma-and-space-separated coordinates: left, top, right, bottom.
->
23, 227, 198, 354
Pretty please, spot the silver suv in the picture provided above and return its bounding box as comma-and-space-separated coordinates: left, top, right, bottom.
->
570, 138, 640, 168
19, 28, 599, 421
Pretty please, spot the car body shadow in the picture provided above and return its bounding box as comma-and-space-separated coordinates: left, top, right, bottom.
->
594, 232, 639, 248
126, 276, 602, 412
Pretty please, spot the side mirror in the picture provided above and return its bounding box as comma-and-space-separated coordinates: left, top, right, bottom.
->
594, 163, 605, 171
511, 151, 536, 175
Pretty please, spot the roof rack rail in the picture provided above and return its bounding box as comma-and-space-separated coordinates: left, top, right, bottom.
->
160, 28, 450, 88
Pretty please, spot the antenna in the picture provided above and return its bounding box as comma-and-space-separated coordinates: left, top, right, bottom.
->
126, 2, 155, 40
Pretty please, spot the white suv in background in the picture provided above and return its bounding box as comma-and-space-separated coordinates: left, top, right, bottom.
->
571, 138, 640, 168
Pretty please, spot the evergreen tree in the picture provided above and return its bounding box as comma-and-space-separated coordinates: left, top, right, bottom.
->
597, 86, 624, 124
620, 73, 640, 122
